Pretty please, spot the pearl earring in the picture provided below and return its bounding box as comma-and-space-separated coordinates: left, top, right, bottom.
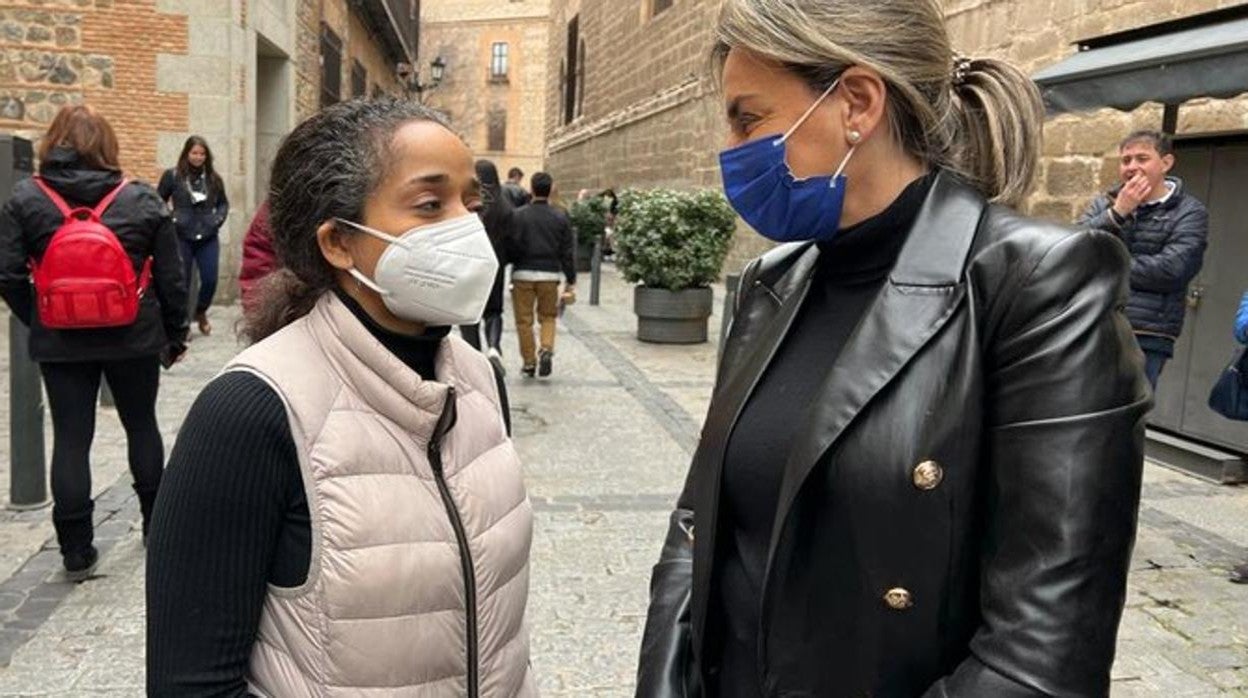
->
848, 130, 862, 144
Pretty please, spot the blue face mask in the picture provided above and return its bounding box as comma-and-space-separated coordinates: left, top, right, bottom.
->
718, 79, 857, 243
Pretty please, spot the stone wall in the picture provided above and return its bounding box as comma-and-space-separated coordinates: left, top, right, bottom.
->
420, 0, 550, 180
545, 0, 1248, 278
945, 0, 1248, 223
544, 0, 769, 274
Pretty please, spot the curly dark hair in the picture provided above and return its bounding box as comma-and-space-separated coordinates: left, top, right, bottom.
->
243, 98, 451, 343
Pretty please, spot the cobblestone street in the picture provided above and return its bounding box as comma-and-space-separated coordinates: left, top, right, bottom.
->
0, 266, 1244, 695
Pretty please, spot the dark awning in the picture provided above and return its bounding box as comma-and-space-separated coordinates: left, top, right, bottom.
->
1033, 9, 1248, 115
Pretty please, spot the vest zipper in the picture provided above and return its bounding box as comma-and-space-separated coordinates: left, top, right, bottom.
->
427, 387, 480, 697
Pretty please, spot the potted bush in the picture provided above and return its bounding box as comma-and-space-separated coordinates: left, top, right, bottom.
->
613, 188, 736, 344
568, 195, 608, 272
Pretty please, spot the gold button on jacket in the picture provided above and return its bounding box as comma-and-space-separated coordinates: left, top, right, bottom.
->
884, 588, 914, 610
912, 460, 944, 490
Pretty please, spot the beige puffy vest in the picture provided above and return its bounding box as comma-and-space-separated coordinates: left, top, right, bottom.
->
225, 294, 536, 697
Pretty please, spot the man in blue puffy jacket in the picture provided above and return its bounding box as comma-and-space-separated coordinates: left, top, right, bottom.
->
1230, 290, 1248, 584
1236, 291, 1248, 347
1079, 130, 1209, 390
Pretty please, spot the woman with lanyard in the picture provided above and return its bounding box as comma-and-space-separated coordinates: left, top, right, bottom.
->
636, 1, 1151, 695
159, 136, 229, 336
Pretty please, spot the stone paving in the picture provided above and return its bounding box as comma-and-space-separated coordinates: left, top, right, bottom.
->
0, 265, 1243, 696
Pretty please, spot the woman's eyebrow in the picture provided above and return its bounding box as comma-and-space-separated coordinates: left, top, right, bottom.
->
726, 95, 757, 119
405, 173, 450, 186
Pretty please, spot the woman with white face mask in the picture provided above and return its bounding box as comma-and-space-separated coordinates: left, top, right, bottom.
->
146, 98, 536, 697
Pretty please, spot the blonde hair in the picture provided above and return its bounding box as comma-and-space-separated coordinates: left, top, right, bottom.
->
713, 0, 1044, 207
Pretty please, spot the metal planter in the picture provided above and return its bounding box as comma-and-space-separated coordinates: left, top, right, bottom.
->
634, 286, 714, 344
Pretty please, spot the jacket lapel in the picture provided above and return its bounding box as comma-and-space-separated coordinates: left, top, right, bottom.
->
765, 173, 986, 560
689, 244, 819, 647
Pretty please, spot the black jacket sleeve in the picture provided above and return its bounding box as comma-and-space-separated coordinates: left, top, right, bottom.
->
147, 372, 301, 698
141, 187, 189, 344
924, 230, 1150, 697
0, 192, 32, 325
1129, 202, 1208, 294
213, 182, 230, 231
156, 169, 176, 204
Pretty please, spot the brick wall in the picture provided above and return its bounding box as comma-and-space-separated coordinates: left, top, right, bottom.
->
420, 0, 551, 180
0, 0, 189, 184
544, 0, 770, 273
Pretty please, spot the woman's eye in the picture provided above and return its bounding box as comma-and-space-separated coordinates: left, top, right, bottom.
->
734, 115, 760, 134
415, 200, 442, 212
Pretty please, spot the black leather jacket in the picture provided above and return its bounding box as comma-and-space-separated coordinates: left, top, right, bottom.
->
636, 173, 1151, 697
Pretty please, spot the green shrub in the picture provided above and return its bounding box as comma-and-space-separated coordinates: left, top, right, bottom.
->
568, 195, 609, 247
613, 188, 736, 291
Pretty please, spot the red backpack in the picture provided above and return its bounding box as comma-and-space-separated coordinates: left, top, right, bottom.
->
29, 176, 152, 329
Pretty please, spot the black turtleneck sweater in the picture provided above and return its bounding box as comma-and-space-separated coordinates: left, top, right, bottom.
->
146, 291, 455, 696
714, 173, 934, 696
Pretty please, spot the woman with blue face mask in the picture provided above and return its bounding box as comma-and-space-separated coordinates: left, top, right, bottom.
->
636, 2, 1151, 696
147, 99, 536, 696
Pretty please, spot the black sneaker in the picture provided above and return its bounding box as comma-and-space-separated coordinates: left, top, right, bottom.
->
63, 546, 99, 583
522, 365, 536, 378
538, 350, 553, 378
1231, 563, 1248, 584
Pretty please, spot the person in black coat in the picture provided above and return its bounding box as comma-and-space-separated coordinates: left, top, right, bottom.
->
0, 105, 188, 579
634, 2, 1150, 696
508, 172, 575, 378
459, 159, 514, 376
1078, 130, 1209, 390
158, 135, 229, 336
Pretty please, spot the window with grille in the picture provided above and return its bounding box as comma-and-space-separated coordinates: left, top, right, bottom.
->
487, 109, 507, 152
490, 42, 509, 81
320, 24, 342, 108
351, 60, 367, 98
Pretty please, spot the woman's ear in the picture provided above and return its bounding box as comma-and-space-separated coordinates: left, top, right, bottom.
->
316, 221, 355, 272
836, 67, 888, 143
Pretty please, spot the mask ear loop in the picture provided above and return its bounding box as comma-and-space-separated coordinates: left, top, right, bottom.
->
333, 218, 397, 296
776, 78, 841, 147
828, 144, 856, 190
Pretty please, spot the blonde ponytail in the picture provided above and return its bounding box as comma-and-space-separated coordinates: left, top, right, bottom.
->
946, 57, 1045, 207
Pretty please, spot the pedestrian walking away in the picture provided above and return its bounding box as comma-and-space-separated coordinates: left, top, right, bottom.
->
503, 166, 532, 208
635, 2, 1151, 696
0, 105, 189, 581
158, 135, 229, 337
1078, 130, 1209, 391
509, 171, 576, 378
146, 98, 535, 697
459, 158, 515, 382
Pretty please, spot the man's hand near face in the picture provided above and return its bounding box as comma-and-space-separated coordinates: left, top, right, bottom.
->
1113, 174, 1152, 219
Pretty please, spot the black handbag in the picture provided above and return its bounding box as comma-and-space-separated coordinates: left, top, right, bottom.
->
1208, 348, 1248, 421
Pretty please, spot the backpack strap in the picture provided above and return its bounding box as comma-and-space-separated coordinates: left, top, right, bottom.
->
32, 175, 130, 220
92, 179, 130, 218
30, 175, 73, 218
